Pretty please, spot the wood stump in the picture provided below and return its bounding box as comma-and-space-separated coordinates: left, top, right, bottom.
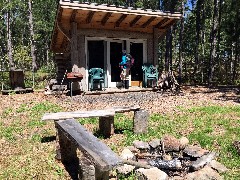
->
99, 116, 114, 138
133, 109, 149, 134
9, 70, 25, 90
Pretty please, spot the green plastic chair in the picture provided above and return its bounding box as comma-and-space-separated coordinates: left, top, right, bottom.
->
142, 63, 158, 88
88, 68, 105, 91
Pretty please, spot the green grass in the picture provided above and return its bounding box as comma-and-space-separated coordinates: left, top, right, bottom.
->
0, 101, 239, 179
112, 106, 240, 179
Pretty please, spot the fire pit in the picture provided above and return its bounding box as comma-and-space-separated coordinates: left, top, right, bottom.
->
117, 135, 227, 179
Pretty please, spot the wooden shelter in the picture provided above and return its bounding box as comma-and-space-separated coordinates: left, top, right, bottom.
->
51, 0, 182, 91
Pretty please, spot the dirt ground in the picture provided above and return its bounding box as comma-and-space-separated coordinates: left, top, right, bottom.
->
1, 86, 238, 114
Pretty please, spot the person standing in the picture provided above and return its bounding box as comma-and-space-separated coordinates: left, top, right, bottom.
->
120, 50, 133, 89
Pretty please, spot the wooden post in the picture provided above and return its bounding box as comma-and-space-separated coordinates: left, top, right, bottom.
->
133, 109, 149, 134
71, 22, 80, 91
153, 28, 159, 66
79, 156, 96, 180
99, 116, 114, 138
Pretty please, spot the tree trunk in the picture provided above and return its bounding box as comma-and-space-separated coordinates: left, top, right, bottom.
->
28, 0, 37, 72
194, 0, 203, 81
209, 0, 219, 84
165, 29, 172, 71
216, 0, 223, 81
178, 1, 185, 84
201, 2, 206, 83
6, 0, 15, 70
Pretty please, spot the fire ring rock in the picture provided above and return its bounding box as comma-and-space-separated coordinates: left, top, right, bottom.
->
161, 135, 181, 152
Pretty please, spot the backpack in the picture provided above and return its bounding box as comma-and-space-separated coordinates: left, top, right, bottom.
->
126, 54, 134, 67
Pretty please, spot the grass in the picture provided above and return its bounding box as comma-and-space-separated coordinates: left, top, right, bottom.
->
0, 99, 239, 179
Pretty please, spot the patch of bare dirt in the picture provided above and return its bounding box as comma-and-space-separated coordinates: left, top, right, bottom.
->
0, 86, 239, 117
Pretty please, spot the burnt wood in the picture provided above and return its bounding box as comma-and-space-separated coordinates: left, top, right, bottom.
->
55, 119, 122, 171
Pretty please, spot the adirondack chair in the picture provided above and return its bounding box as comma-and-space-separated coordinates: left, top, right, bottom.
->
142, 63, 158, 88
88, 68, 105, 91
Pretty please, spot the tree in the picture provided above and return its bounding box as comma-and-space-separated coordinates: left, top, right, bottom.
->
209, 0, 219, 84
6, 0, 15, 70
28, 0, 37, 72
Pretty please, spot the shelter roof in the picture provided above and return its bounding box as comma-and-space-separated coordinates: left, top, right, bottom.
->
51, 0, 182, 52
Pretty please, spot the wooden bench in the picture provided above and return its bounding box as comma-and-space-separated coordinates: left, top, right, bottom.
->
55, 118, 122, 179
42, 105, 149, 137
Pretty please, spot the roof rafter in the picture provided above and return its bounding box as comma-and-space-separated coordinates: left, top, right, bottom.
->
115, 14, 127, 27
130, 15, 142, 27
141, 17, 156, 28
155, 18, 169, 29
160, 19, 177, 29
86, 11, 95, 24
70, 9, 77, 22
101, 12, 112, 26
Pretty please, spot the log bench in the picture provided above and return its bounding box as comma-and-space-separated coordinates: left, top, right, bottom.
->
55, 118, 122, 179
42, 105, 149, 137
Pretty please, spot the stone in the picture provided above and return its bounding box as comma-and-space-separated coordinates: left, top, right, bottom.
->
126, 146, 140, 153
171, 176, 184, 180
133, 109, 149, 134
135, 167, 169, 180
116, 164, 135, 176
179, 136, 189, 150
183, 145, 209, 158
210, 160, 228, 173
133, 140, 150, 150
184, 166, 223, 180
149, 139, 161, 149
162, 154, 172, 161
120, 148, 135, 161
191, 152, 217, 171
161, 135, 181, 152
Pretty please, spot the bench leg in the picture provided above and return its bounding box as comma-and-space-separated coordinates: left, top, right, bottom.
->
99, 116, 114, 138
79, 156, 95, 180
95, 169, 109, 180
54, 122, 62, 161
56, 125, 79, 179
133, 109, 149, 134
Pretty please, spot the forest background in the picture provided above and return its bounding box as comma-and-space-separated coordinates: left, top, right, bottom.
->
0, 0, 239, 89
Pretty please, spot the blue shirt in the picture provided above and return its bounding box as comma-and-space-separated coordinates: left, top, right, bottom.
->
120, 55, 127, 69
